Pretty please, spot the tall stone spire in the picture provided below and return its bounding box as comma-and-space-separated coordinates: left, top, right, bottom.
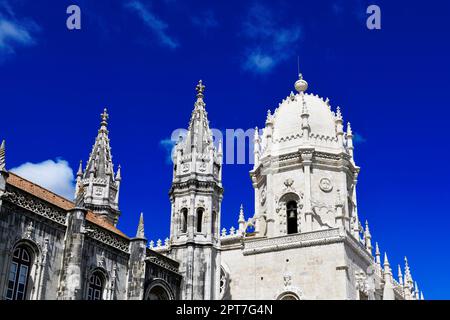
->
183, 80, 214, 155
168, 80, 223, 300
135, 212, 145, 239
77, 108, 121, 225
0, 140, 5, 171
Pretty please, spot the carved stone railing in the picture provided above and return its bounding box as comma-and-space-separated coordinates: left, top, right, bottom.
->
146, 249, 180, 274
243, 228, 342, 255
85, 222, 129, 253
5, 187, 66, 225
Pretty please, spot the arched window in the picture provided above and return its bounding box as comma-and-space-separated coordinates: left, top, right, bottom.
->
87, 271, 105, 300
286, 201, 298, 234
278, 291, 300, 300
6, 245, 32, 300
196, 208, 204, 233
147, 285, 170, 300
181, 208, 188, 233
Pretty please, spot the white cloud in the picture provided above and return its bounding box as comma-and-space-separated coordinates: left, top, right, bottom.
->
159, 138, 176, 165
125, 0, 179, 49
242, 3, 302, 74
10, 159, 75, 200
0, 1, 39, 56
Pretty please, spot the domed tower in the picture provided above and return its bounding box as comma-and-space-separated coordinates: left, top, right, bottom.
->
250, 74, 360, 238
167, 80, 223, 300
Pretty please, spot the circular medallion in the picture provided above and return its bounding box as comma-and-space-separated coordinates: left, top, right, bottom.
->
319, 178, 333, 192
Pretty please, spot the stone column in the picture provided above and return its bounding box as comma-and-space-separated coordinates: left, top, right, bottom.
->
58, 207, 87, 300
127, 237, 147, 300
301, 151, 313, 232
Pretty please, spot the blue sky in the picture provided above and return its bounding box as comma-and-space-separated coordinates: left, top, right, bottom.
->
1, 0, 449, 298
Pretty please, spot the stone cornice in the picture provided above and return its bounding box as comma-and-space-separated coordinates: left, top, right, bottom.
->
169, 179, 223, 196
242, 228, 343, 256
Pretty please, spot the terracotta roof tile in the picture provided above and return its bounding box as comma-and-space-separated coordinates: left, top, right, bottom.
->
6, 172, 129, 239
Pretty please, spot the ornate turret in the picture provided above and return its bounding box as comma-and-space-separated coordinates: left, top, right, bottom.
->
168, 80, 223, 300
75, 108, 121, 225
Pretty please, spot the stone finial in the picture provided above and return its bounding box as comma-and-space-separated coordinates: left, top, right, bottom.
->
229, 226, 235, 235
266, 109, 273, 124
254, 127, 260, 142
382, 252, 395, 300
336, 106, 343, 121
221, 228, 227, 237
135, 212, 145, 239
195, 79, 205, 99
383, 252, 391, 270
76, 161, 82, 177
398, 264, 404, 285
149, 240, 154, 249
404, 256, 412, 282
238, 204, 245, 223
294, 73, 308, 93
375, 242, 381, 268
0, 140, 5, 171
347, 122, 353, 136
164, 237, 169, 246
156, 239, 162, 247
364, 220, 372, 253
115, 164, 121, 181
100, 108, 109, 132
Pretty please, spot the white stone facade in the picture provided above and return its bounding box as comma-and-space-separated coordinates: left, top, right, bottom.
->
156, 75, 423, 300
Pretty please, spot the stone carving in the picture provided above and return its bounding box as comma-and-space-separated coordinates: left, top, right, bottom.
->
319, 177, 333, 192
283, 178, 295, 193
24, 220, 34, 239
283, 273, 292, 287
7, 188, 66, 225
85, 222, 129, 253
94, 187, 103, 196
199, 162, 207, 172
98, 251, 106, 268
260, 186, 267, 205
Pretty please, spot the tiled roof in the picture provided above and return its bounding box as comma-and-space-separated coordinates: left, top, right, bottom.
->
6, 172, 129, 239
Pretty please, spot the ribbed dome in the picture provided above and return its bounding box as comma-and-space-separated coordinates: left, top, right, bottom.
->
272, 93, 337, 143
